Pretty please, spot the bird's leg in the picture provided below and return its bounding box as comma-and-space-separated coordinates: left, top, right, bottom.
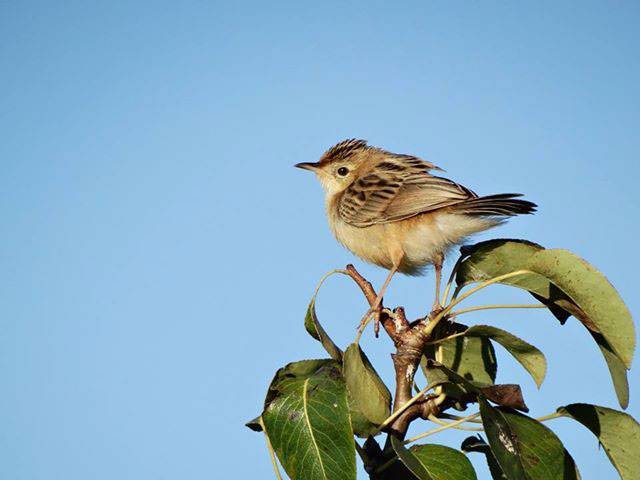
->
357, 263, 400, 337
432, 253, 445, 313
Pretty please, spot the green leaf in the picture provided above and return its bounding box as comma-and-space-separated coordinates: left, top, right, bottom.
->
391, 437, 478, 480
461, 435, 507, 480
455, 239, 632, 408
262, 359, 356, 480
410, 444, 478, 480
305, 293, 343, 362
422, 322, 497, 405
527, 249, 635, 369
558, 403, 640, 479
343, 343, 392, 437
463, 325, 547, 388
479, 398, 580, 480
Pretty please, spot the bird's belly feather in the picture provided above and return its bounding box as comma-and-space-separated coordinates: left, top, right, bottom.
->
399, 213, 499, 272
327, 205, 498, 274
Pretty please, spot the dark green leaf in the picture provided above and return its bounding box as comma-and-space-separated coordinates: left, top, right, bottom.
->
305, 292, 343, 362
365, 437, 416, 479
479, 398, 580, 480
245, 415, 263, 432
343, 343, 392, 437
391, 437, 478, 480
558, 403, 640, 479
478, 398, 525, 479
358, 437, 385, 475
262, 359, 356, 480
371, 461, 416, 480
461, 435, 507, 480
410, 444, 478, 480
463, 325, 547, 388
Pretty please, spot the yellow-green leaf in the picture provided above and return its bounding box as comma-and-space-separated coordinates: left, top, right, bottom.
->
464, 325, 547, 388
304, 287, 343, 362
558, 403, 640, 479
590, 331, 629, 409
455, 239, 633, 408
343, 343, 392, 437
528, 249, 635, 369
456, 239, 572, 323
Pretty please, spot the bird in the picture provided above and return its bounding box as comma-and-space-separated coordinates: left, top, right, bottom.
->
295, 139, 536, 333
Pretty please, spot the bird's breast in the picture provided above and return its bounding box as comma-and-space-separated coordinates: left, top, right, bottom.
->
326, 198, 394, 270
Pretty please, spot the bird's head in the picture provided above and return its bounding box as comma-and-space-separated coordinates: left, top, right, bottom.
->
295, 139, 373, 195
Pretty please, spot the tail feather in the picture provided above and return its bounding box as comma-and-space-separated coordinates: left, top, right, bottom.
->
451, 193, 537, 217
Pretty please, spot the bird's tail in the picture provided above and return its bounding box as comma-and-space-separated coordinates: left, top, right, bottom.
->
451, 194, 537, 217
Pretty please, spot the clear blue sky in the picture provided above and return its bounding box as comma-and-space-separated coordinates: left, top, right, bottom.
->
1, 1, 638, 478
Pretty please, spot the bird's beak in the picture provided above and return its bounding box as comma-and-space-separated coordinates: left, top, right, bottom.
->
294, 162, 320, 172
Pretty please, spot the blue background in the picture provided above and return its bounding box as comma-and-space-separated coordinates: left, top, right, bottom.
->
1, 1, 638, 478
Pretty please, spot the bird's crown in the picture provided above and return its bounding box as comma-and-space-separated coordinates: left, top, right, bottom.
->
319, 139, 369, 165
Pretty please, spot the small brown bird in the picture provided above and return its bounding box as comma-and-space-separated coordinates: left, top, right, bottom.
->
295, 139, 536, 331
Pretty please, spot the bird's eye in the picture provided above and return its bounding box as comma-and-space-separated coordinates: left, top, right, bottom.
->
337, 167, 349, 177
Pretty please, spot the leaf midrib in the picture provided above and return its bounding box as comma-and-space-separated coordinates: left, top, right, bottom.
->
303, 378, 328, 480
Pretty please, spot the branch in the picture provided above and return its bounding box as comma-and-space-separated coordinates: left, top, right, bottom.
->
373, 381, 440, 435
343, 264, 442, 439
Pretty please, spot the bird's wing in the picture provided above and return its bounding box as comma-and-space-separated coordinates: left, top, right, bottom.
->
339, 158, 476, 227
